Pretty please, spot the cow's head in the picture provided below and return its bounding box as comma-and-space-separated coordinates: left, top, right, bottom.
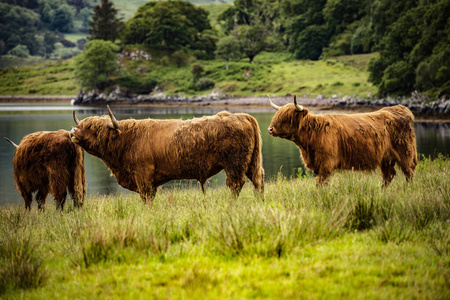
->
70, 105, 121, 157
267, 95, 309, 140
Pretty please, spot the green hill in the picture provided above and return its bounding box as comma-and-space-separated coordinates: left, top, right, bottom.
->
0, 51, 377, 98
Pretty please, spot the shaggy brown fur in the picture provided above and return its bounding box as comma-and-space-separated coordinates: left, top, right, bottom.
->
70, 108, 264, 202
268, 98, 417, 186
4, 130, 86, 210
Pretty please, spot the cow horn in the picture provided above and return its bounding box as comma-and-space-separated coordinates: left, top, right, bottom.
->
267, 94, 280, 110
107, 105, 120, 129
4, 137, 18, 148
293, 95, 304, 111
73, 110, 80, 125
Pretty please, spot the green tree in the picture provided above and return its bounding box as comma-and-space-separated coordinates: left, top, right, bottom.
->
88, 0, 123, 42
280, 0, 328, 59
231, 24, 269, 63
0, 3, 39, 54
216, 35, 241, 70
77, 7, 91, 30
74, 40, 119, 91
51, 4, 75, 32
368, 0, 450, 97
43, 32, 58, 58
290, 25, 329, 60
122, 0, 212, 53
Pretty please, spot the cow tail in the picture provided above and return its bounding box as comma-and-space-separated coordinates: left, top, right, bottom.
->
73, 145, 86, 207
248, 116, 264, 193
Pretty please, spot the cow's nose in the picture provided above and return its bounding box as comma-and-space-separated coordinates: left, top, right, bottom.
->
268, 127, 273, 133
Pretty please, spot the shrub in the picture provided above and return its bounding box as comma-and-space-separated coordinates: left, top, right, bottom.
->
195, 77, 214, 91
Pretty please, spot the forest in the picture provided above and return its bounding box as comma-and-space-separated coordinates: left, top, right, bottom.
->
1, 0, 449, 99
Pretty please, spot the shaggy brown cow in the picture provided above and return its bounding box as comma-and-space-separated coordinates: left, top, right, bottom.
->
4, 130, 86, 210
267, 95, 417, 186
70, 106, 264, 201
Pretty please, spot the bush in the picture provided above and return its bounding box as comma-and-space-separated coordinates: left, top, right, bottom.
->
116, 74, 157, 94
7, 45, 30, 58
195, 77, 214, 91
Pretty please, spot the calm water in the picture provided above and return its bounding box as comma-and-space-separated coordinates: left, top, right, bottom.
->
1, 103, 449, 205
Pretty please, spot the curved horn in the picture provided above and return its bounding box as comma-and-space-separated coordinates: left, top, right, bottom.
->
267, 94, 281, 110
4, 137, 18, 148
73, 110, 80, 125
293, 95, 304, 111
107, 105, 120, 129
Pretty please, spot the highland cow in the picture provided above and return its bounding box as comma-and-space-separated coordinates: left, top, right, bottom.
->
267, 95, 417, 186
70, 106, 264, 201
4, 130, 86, 210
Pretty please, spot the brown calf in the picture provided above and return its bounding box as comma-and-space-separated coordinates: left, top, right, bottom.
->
4, 130, 86, 210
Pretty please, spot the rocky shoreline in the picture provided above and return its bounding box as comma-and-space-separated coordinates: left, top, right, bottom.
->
71, 89, 450, 118
1, 90, 449, 119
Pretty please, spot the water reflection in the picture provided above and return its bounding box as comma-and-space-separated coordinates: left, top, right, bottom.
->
0, 104, 449, 205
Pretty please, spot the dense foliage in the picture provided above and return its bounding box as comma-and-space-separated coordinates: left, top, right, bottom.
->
2, 0, 450, 99
74, 39, 119, 90
88, 0, 123, 42
0, 0, 91, 58
122, 1, 216, 58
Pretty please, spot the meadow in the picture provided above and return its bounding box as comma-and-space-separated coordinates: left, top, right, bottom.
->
1, 156, 449, 299
0, 52, 377, 98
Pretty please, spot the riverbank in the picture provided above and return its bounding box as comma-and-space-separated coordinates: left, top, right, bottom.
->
1, 93, 449, 122
1, 157, 449, 298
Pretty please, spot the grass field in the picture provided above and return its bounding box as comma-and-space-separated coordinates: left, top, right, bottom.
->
0, 51, 377, 98
1, 156, 449, 298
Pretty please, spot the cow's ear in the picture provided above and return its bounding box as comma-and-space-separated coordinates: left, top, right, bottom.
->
297, 108, 309, 116
107, 123, 121, 134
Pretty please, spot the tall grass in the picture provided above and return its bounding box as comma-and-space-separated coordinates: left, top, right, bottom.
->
0, 156, 448, 297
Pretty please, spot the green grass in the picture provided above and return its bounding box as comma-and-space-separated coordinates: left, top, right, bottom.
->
0, 59, 79, 96
1, 156, 449, 298
0, 51, 378, 98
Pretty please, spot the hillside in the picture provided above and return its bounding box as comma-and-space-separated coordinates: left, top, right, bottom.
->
0, 52, 377, 98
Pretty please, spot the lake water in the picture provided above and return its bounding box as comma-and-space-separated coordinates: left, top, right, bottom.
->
1, 103, 449, 205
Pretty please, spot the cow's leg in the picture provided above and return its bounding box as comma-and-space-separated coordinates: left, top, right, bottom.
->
246, 167, 264, 195
397, 157, 416, 183
199, 180, 206, 194
20, 191, 33, 211
381, 160, 396, 188
225, 169, 246, 197
36, 189, 48, 211
68, 182, 82, 208
316, 169, 332, 186
54, 191, 67, 211
139, 187, 156, 204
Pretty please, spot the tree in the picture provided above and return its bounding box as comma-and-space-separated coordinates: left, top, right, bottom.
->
216, 35, 241, 70
0, 3, 39, 54
88, 0, 123, 42
231, 25, 269, 63
51, 4, 75, 33
122, 0, 212, 53
77, 7, 91, 31
43, 31, 58, 58
368, 0, 450, 97
74, 40, 119, 91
